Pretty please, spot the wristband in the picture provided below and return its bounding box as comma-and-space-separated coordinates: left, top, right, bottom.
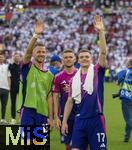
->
33, 33, 40, 38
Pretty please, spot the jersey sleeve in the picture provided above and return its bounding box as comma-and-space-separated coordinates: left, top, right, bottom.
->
20, 61, 32, 79
96, 63, 105, 75
53, 75, 60, 93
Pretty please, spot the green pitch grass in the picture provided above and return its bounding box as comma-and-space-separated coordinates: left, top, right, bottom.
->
3, 83, 132, 150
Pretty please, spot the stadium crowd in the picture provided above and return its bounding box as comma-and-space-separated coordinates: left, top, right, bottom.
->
0, 6, 131, 71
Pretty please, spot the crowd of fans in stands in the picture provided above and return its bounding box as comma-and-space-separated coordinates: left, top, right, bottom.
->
0, 2, 131, 73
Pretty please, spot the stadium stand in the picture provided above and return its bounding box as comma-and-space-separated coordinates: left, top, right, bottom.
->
0, 0, 131, 70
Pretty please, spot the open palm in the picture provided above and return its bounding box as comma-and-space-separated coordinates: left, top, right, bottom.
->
35, 20, 44, 34
94, 15, 104, 31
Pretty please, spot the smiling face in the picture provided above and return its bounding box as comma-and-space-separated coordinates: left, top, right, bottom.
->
33, 45, 46, 64
78, 51, 92, 68
62, 52, 75, 68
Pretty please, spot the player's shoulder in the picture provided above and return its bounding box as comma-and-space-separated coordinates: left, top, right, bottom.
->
55, 70, 65, 78
21, 61, 32, 69
94, 63, 105, 71
47, 70, 54, 77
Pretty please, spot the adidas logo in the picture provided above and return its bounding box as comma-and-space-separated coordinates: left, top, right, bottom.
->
61, 80, 66, 84
100, 143, 106, 148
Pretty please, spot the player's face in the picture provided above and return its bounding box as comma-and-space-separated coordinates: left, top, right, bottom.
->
78, 52, 92, 68
0, 54, 4, 64
33, 46, 46, 63
62, 52, 75, 68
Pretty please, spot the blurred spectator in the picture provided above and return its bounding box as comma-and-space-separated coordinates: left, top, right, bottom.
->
0, 6, 131, 73
0, 51, 10, 124
8, 51, 21, 124
117, 58, 132, 142
105, 67, 111, 82
49, 54, 62, 75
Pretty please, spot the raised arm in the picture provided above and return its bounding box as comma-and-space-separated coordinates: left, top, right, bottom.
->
94, 15, 107, 68
23, 20, 44, 64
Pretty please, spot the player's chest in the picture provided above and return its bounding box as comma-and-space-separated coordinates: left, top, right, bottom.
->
59, 78, 72, 93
